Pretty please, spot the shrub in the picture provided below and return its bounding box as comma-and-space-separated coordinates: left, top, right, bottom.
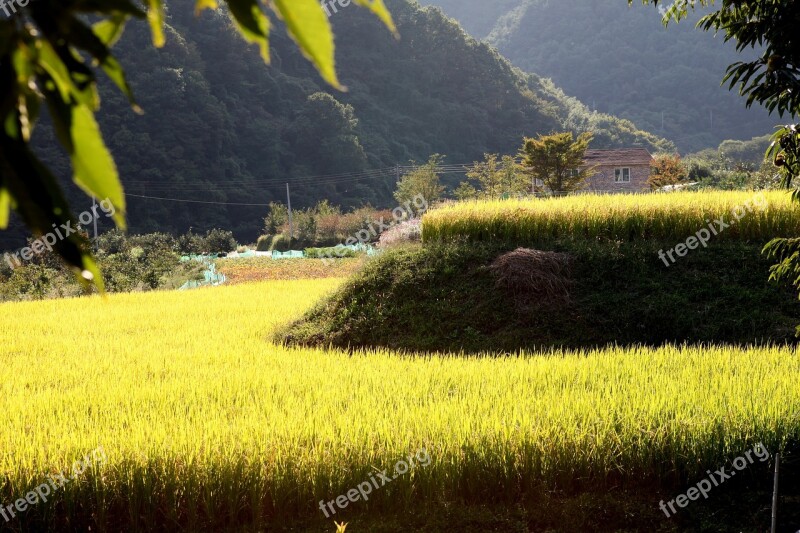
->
203, 229, 238, 254
271, 235, 289, 252
96, 228, 130, 254
177, 231, 205, 255
256, 236, 272, 252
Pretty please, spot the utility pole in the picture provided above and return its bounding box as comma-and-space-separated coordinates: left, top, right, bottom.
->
661, 111, 665, 131
286, 183, 293, 243
771, 452, 780, 533
396, 164, 401, 184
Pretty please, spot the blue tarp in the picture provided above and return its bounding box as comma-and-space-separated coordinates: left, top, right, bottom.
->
178, 256, 226, 290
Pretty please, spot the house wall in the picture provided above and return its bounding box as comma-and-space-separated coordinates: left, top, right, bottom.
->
583, 164, 650, 192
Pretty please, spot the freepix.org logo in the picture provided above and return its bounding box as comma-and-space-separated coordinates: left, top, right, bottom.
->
3, 198, 116, 270
0, 0, 31, 18
320, 0, 352, 18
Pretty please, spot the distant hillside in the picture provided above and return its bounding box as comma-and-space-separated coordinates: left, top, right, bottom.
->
18, 0, 669, 247
420, 0, 779, 153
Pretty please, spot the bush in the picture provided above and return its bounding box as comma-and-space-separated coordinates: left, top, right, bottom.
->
203, 229, 238, 254
130, 232, 178, 254
177, 231, 205, 255
256, 235, 272, 252
96, 229, 130, 255
271, 234, 290, 252
279, 240, 800, 353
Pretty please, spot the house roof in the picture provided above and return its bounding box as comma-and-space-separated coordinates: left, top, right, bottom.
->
583, 148, 653, 166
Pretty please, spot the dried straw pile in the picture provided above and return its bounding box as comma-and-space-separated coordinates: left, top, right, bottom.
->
489, 248, 573, 308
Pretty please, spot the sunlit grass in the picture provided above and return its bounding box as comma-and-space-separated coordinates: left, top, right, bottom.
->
422, 191, 800, 243
0, 279, 798, 529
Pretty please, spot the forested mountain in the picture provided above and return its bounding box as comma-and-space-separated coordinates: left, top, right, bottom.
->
17, 0, 670, 246
421, 0, 779, 153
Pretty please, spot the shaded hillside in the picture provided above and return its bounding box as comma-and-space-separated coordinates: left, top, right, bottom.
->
12, 0, 669, 249
421, 0, 779, 153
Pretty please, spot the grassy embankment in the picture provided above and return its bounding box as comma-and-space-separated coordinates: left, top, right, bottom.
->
280, 191, 800, 353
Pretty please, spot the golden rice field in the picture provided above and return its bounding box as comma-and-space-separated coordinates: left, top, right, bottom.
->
422, 190, 800, 243
0, 279, 798, 530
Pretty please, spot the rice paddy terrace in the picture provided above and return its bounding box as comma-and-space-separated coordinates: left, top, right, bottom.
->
3, 191, 800, 531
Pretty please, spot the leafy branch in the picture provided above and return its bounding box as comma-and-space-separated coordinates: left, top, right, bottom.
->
0, 0, 395, 287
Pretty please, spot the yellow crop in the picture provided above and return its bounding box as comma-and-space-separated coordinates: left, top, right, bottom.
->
422, 190, 800, 242
0, 278, 798, 528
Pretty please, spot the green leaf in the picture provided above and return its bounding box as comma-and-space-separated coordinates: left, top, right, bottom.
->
33, 40, 74, 103
63, 17, 139, 110
195, 0, 218, 14
270, 0, 342, 89
226, 0, 271, 63
353, 0, 398, 37
0, 186, 11, 229
43, 83, 126, 230
92, 14, 128, 47
145, 0, 166, 47
69, 105, 126, 229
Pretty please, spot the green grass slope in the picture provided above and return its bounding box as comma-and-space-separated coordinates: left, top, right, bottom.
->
278, 240, 800, 353
279, 193, 800, 353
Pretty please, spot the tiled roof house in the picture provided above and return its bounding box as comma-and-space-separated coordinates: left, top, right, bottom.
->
582, 148, 653, 192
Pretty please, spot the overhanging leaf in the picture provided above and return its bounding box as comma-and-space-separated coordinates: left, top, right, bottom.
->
195, 0, 218, 15
43, 86, 126, 230
92, 14, 128, 47
145, 0, 166, 47
0, 186, 11, 229
353, 0, 398, 37
226, 0, 271, 63
68, 104, 126, 229
270, 0, 342, 89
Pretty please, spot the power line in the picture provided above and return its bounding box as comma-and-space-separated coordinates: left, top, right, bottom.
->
123, 162, 482, 204
127, 170, 398, 193
134, 176, 393, 193
123, 163, 482, 191
122, 167, 399, 188
124, 193, 275, 206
